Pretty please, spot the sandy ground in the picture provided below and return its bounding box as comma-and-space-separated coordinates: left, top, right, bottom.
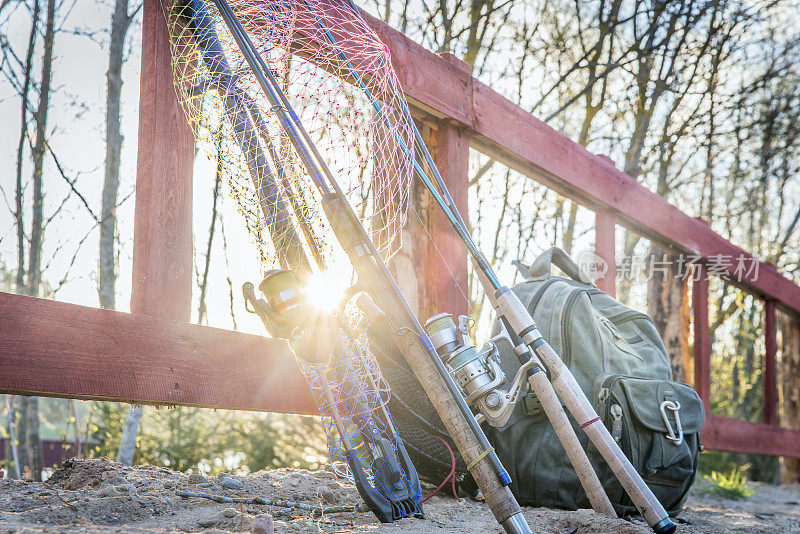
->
1, 458, 798, 533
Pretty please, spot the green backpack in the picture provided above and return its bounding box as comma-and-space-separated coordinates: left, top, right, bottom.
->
486, 247, 704, 516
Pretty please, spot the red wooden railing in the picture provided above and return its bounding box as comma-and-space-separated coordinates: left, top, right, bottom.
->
0, 439, 81, 470
0, 0, 797, 461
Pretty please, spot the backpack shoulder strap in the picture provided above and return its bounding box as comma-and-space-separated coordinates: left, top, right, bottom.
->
511, 260, 533, 281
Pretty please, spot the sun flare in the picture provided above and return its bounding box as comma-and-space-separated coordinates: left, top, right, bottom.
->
305, 265, 352, 312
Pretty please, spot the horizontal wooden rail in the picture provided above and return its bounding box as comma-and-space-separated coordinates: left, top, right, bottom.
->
0, 291, 317, 415
703, 415, 800, 458
4, 291, 800, 457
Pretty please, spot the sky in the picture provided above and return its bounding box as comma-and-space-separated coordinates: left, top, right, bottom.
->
1, 0, 143, 310
0, 0, 600, 340
0, 0, 278, 335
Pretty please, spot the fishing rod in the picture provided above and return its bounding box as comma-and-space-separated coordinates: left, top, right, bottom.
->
180, 0, 422, 521
296, 1, 615, 518
329, 3, 677, 532
198, 1, 533, 532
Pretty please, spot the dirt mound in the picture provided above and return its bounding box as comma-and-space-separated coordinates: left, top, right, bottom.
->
1, 458, 798, 533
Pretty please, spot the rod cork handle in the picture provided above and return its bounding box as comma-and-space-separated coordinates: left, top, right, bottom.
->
495, 286, 675, 533
527, 367, 616, 518
396, 332, 524, 526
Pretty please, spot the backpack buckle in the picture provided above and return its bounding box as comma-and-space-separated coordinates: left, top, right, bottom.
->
660, 400, 683, 446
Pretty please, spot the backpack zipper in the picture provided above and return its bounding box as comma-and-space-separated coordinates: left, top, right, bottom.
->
610, 404, 623, 442
527, 278, 562, 315
599, 374, 635, 470
560, 288, 587, 366
608, 310, 650, 324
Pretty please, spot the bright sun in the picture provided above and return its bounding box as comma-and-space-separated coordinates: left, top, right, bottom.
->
305, 265, 352, 312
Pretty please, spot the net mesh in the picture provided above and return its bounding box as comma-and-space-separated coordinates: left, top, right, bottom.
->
167, 0, 414, 268
164, 0, 421, 505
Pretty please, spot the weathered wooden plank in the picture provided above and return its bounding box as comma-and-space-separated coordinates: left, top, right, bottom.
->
703, 415, 800, 458
0, 292, 317, 415
428, 114, 471, 319
779, 311, 800, 480
764, 299, 778, 425
396, 118, 470, 321
131, 0, 195, 320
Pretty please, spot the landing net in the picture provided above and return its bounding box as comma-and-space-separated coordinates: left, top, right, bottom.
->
164, 0, 419, 501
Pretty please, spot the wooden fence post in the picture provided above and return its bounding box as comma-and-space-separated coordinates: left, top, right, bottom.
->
693, 265, 711, 415
131, 0, 194, 320
779, 310, 800, 482
764, 300, 778, 425
426, 118, 470, 319
397, 118, 470, 322
595, 209, 616, 297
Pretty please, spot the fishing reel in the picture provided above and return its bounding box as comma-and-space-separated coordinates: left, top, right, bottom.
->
424, 313, 536, 428
243, 269, 423, 523
242, 269, 337, 364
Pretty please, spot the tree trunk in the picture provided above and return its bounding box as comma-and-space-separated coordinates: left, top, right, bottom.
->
4, 396, 21, 479
646, 244, 691, 382
103, 0, 142, 464
20, 0, 56, 482
116, 405, 143, 466
779, 311, 800, 483
14, 397, 28, 477
99, 0, 132, 310
14, 0, 41, 294
27, 0, 55, 298
615, 231, 640, 305
21, 397, 42, 480
197, 170, 221, 325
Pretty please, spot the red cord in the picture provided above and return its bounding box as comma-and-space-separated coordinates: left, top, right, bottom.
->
422, 436, 461, 503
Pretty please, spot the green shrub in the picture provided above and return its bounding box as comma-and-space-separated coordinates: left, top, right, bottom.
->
704, 466, 754, 499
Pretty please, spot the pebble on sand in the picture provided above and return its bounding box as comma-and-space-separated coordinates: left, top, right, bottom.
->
251, 513, 273, 534
221, 477, 244, 490
187, 474, 207, 484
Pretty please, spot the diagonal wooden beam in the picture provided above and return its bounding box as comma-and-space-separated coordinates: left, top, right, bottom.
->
350, 9, 800, 316
0, 291, 317, 415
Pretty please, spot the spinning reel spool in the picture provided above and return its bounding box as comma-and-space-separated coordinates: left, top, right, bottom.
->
243, 269, 337, 364
243, 269, 308, 338
424, 313, 535, 428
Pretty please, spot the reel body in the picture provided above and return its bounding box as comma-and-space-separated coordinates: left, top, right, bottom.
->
424, 313, 534, 428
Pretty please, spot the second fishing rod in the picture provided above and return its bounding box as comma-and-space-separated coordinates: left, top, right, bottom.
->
324, 4, 677, 532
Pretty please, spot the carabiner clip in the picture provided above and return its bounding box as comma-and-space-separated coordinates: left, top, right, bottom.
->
660, 400, 683, 446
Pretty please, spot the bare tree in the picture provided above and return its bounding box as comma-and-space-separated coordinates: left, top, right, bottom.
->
14, 0, 40, 295
100, 0, 140, 310
100, 0, 143, 467
19, 0, 57, 481
5, 0, 41, 481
